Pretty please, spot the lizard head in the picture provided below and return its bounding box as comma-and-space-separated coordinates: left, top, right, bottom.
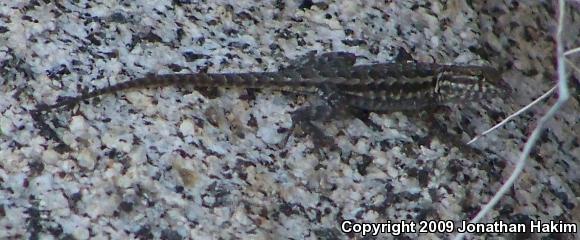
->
434, 65, 509, 102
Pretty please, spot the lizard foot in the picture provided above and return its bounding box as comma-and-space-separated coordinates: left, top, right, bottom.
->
290, 106, 338, 149
30, 109, 72, 153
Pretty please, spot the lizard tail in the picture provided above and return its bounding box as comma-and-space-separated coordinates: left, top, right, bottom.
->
34, 71, 323, 111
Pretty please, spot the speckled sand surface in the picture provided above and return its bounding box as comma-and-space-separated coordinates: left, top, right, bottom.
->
0, 1, 578, 239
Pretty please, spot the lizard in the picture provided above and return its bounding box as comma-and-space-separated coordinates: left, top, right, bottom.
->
30, 51, 506, 152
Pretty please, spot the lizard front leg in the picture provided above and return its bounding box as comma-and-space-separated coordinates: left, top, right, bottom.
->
289, 86, 354, 148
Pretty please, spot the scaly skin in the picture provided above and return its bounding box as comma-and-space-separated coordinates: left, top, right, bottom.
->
31, 52, 506, 151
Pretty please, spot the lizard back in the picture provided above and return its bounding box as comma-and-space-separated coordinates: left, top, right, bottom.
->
35, 52, 504, 112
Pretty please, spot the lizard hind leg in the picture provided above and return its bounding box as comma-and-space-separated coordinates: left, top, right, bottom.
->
30, 109, 72, 153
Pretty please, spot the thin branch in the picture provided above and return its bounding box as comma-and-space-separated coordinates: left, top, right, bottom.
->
564, 46, 580, 56
467, 86, 557, 145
